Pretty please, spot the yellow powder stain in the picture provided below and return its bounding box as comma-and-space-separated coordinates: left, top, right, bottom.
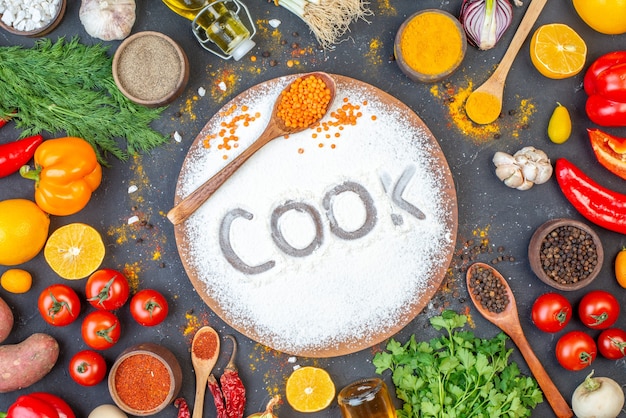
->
180, 95, 199, 122
182, 311, 202, 337
376, 0, 396, 15
152, 249, 162, 261
208, 69, 239, 103
464, 306, 476, 328
123, 262, 141, 294
431, 80, 536, 143
365, 37, 383, 66
473, 225, 490, 246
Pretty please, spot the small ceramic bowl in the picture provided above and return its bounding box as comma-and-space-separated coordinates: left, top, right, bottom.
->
113, 31, 189, 107
0, 0, 66, 37
528, 218, 603, 291
108, 342, 183, 416
394, 9, 467, 83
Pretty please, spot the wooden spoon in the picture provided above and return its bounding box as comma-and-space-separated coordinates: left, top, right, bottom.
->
466, 263, 573, 418
167, 72, 337, 225
191, 326, 221, 418
465, 0, 548, 125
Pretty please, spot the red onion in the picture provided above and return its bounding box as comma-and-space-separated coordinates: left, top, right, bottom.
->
459, 0, 513, 50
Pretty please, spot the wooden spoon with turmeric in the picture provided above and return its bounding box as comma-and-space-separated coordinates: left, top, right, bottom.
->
465, 0, 548, 125
167, 72, 336, 225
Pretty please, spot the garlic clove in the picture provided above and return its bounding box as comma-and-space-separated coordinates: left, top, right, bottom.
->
522, 163, 538, 183
503, 169, 525, 188
495, 164, 518, 181
493, 151, 515, 166
79, 0, 136, 41
516, 178, 534, 190
534, 162, 554, 184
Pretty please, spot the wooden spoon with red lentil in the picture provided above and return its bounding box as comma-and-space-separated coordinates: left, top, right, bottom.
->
191, 326, 221, 418
167, 72, 336, 225
466, 262, 573, 418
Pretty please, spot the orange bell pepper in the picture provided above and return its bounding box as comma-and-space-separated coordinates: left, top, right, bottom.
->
20, 137, 102, 216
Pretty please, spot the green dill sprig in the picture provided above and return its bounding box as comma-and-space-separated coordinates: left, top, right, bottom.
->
373, 310, 543, 417
0, 37, 169, 163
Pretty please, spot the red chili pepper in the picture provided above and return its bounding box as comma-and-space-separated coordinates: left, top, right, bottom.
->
555, 158, 626, 234
0, 135, 44, 178
584, 51, 626, 127
3, 392, 75, 418
208, 374, 229, 418
588, 128, 626, 180
220, 335, 246, 418
174, 397, 190, 418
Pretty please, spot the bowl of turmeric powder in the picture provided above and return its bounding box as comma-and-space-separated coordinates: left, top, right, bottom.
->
394, 9, 467, 83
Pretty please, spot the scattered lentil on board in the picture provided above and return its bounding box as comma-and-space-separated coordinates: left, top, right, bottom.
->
399, 11, 464, 75
468, 264, 510, 313
114, 353, 171, 411
540, 225, 598, 285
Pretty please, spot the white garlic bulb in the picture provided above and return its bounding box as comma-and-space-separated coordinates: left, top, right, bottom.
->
79, 0, 136, 41
492, 147, 553, 190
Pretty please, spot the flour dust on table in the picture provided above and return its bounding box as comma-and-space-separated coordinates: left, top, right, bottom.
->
175, 75, 457, 357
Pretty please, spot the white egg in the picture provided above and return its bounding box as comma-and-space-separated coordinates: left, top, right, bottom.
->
88, 404, 128, 418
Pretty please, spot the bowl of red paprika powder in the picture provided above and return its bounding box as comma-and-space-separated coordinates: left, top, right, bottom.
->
108, 342, 183, 416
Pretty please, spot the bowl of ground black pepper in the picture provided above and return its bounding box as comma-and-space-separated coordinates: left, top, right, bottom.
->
113, 31, 189, 107
528, 218, 603, 291
108, 342, 183, 416
394, 9, 467, 83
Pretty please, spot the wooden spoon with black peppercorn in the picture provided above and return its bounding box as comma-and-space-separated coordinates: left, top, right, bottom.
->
466, 263, 573, 418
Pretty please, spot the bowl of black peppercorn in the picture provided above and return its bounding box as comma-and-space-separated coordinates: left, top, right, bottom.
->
528, 218, 603, 291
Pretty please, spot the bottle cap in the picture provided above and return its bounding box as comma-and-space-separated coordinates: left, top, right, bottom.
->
231, 38, 255, 61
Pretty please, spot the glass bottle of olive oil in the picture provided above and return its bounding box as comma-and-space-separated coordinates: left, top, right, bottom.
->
162, 0, 255, 60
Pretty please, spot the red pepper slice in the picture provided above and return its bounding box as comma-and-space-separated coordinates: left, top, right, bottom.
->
555, 158, 626, 235
585, 95, 626, 127
584, 50, 626, 95
588, 128, 626, 180
0, 135, 44, 178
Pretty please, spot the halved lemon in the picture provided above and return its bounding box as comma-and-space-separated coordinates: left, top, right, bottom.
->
44, 223, 105, 280
285, 366, 335, 413
530, 23, 587, 79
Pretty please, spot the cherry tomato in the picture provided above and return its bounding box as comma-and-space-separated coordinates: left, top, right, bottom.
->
578, 289, 620, 330
555, 331, 597, 371
597, 328, 626, 360
69, 349, 107, 386
531, 292, 572, 333
85, 268, 130, 311
38, 284, 81, 326
81, 310, 121, 350
130, 289, 169, 326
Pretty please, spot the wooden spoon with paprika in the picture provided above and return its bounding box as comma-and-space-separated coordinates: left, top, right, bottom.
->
167, 72, 336, 225
191, 326, 220, 418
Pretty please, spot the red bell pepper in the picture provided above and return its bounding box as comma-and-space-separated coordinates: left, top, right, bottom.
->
588, 128, 626, 180
584, 51, 626, 126
0, 135, 44, 178
1, 392, 75, 418
555, 158, 626, 235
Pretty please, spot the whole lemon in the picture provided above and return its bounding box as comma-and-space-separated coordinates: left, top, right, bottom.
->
572, 0, 626, 35
0, 199, 50, 265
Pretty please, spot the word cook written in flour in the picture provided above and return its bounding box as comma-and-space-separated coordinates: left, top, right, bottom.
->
219, 166, 425, 274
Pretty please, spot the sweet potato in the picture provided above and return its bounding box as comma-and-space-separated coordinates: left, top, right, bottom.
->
0, 333, 59, 393
0, 295, 13, 344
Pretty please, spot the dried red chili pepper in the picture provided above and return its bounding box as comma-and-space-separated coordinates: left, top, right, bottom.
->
208, 374, 229, 418
221, 335, 246, 418
174, 397, 190, 418
0, 134, 43, 178
555, 158, 626, 234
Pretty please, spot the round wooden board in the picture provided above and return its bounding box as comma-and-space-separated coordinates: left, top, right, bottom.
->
173, 74, 458, 357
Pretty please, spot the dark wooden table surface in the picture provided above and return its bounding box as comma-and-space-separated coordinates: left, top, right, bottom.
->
1, 0, 626, 416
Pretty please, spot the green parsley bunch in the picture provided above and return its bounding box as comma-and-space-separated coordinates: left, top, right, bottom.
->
373, 310, 543, 417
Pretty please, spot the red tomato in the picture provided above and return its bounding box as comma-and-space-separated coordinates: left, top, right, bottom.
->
81, 310, 121, 350
85, 268, 130, 311
69, 349, 107, 386
555, 331, 597, 371
578, 290, 620, 330
38, 284, 81, 326
531, 293, 572, 333
130, 289, 169, 326
597, 328, 626, 360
